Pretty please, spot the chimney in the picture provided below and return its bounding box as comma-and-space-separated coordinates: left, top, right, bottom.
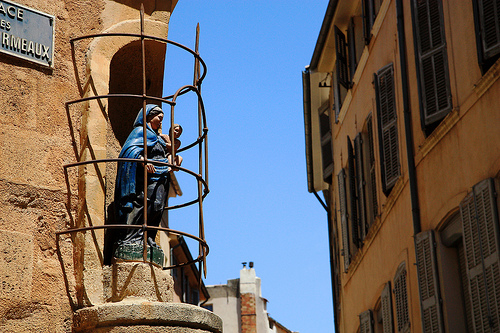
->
240, 261, 256, 333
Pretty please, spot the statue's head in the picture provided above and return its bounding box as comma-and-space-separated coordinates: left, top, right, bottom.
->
171, 124, 183, 138
133, 104, 163, 129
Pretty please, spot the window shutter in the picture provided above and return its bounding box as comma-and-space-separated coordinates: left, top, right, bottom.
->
359, 309, 374, 333
393, 262, 410, 333
334, 77, 342, 123
366, 114, 378, 219
476, 0, 500, 61
335, 26, 350, 89
411, 0, 452, 131
375, 64, 400, 195
460, 178, 500, 333
381, 282, 394, 333
415, 230, 444, 333
362, 0, 375, 44
319, 102, 334, 183
338, 169, 351, 272
355, 133, 368, 240
348, 137, 360, 248
348, 18, 358, 81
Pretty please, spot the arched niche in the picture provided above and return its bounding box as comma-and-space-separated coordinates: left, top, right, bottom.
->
108, 39, 166, 146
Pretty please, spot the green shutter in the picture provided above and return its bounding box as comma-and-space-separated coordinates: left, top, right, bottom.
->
415, 230, 444, 332
394, 262, 410, 333
375, 64, 400, 195
381, 282, 394, 333
411, 0, 452, 131
338, 169, 350, 272
460, 178, 500, 332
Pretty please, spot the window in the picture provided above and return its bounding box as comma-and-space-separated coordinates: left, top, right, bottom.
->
170, 248, 178, 279
410, 0, 452, 135
354, 114, 379, 240
415, 230, 444, 332
393, 262, 410, 333
334, 26, 350, 122
439, 178, 500, 332
319, 101, 334, 183
354, 133, 368, 241
363, 0, 384, 44
439, 213, 469, 333
472, 0, 500, 73
374, 64, 400, 196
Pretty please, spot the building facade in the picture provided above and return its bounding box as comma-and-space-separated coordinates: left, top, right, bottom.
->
204, 264, 296, 333
303, 0, 500, 332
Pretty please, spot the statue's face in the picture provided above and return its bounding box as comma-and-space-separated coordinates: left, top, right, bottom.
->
149, 113, 163, 131
173, 125, 182, 138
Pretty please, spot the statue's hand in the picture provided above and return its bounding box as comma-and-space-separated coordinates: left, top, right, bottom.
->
167, 154, 183, 171
140, 156, 156, 173
146, 163, 156, 173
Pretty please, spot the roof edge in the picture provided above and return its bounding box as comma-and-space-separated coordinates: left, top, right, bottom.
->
309, 0, 339, 71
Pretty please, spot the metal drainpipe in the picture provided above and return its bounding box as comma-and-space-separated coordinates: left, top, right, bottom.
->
302, 68, 339, 333
396, 1, 428, 329
396, 0, 421, 235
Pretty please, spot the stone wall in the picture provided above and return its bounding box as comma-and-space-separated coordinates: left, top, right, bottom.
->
0, 1, 104, 331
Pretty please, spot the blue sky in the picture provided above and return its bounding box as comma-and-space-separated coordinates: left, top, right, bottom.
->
161, 2, 333, 332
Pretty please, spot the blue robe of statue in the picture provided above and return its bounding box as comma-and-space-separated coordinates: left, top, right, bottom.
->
114, 104, 170, 248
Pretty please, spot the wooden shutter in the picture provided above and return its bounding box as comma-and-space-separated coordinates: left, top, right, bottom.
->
476, 0, 500, 62
338, 169, 351, 272
375, 64, 400, 195
355, 133, 368, 240
348, 18, 358, 82
415, 230, 444, 332
359, 309, 374, 333
460, 178, 500, 332
319, 102, 334, 183
362, 0, 375, 44
334, 77, 342, 123
348, 137, 360, 248
366, 114, 378, 220
393, 262, 410, 333
335, 26, 350, 89
411, 0, 452, 130
381, 282, 394, 333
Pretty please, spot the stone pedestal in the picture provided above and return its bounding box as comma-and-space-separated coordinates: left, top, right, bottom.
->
73, 302, 223, 332
73, 262, 222, 332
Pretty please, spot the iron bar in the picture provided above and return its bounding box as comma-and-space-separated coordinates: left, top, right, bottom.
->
140, 3, 148, 263
70, 33, 207, 89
